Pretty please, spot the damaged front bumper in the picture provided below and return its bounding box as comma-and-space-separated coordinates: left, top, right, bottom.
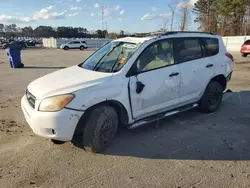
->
21, 95, 84, 141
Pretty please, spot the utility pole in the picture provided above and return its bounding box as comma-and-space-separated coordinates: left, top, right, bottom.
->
102, 5, 104, 31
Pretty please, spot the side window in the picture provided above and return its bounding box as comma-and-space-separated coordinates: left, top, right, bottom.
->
175, 38, 203, 63
204, 38, 219, 56
74, 41, 80, 44
136, 39, 175, 73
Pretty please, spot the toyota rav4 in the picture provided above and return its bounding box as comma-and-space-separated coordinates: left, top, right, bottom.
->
21, 31, 233, 153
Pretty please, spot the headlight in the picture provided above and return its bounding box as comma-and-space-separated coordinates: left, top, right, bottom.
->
39, 94, 75, 112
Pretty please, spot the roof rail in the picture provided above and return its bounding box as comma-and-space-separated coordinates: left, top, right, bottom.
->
160, 31, 215, 36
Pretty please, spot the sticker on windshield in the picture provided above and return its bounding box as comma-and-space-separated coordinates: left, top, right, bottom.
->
123, 44, 137, 49
119, 58, 126, 64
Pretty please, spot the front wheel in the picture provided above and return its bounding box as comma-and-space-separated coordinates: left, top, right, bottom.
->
64, 46, 69, 50
242, 53, 248, 57
82, 105, 118, 153
198, 81, 223, 113
80, 46, 84, 50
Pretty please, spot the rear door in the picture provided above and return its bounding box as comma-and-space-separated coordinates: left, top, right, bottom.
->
174, 37, 215, 106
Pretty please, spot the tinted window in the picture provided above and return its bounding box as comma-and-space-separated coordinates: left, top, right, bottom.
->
81, 41, 86, 44
244, 40, 250, 45
175, 38, 203, 63
74, 41, 80, 44
136, 39, 175, 73
204, 38, 219, 56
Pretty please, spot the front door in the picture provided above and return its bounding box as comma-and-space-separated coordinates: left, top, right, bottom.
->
129, 39, 181, 120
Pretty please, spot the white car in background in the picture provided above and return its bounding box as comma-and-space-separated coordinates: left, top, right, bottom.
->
21, 31, 233, 153
60, 41, 88, 50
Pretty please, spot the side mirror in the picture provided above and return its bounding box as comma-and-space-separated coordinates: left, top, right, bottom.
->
136, 81, 145, 94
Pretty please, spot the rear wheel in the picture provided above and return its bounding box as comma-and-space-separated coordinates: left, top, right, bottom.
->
198, 81, 223, 113
82, 105, 118, 153
242, 53, 248, 57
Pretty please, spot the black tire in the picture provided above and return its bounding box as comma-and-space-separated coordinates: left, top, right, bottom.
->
242, 53, 248, 57
83, 105, 118, 153
64, 46, 69, 50
80, 46, 84, 50
198, 81, 223, 113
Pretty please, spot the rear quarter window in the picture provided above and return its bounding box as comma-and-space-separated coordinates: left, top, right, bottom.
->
203, 38, 219, 56
244, 40, 250, 45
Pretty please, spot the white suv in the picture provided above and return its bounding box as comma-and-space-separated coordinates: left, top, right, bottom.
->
21, 32, 233, 153
60, 40, 87, 50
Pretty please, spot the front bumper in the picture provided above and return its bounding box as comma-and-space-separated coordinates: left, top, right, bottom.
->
21, 95, 84, 141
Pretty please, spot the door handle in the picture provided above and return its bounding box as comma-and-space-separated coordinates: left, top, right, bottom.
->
169, 72, 179, 77
206, 64, 214, 68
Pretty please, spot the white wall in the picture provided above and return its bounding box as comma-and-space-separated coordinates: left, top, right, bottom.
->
42, 36, 250, 51
222, 36, 250, 52
42, 38, 111, 49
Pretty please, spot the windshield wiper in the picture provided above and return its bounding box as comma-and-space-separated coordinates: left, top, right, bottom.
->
110, 50, 123, 73
93, 44, 120, 71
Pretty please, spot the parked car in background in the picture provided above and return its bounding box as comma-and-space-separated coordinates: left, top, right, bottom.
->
21, 31, 233, 153
241, 40, 250, 57
3, 41, 28, 49
60, 41, 88, 50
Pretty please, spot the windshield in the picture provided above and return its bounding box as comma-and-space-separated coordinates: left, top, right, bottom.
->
80, 41, 139, 73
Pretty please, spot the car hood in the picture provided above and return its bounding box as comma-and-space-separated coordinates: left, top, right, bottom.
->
27, 65, 113, 99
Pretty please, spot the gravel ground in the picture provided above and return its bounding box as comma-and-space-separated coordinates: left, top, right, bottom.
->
0, 49, 250, 188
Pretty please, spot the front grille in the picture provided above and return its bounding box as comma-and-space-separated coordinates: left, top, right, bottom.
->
26, 90, 36, 109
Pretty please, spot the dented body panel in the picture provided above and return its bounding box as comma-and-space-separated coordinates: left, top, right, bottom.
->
21, 33, 233, 141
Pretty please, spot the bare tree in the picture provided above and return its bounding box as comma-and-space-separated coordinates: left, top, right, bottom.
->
179, 0, 190, 31
161, 18, 170, 31
168, 0, 179, 31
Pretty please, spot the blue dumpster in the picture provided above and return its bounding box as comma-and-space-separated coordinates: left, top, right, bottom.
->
6, 44, 24, 68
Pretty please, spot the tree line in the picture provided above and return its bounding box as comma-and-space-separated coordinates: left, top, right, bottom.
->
0, 24, 126, 39
193, 0, 250, 36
